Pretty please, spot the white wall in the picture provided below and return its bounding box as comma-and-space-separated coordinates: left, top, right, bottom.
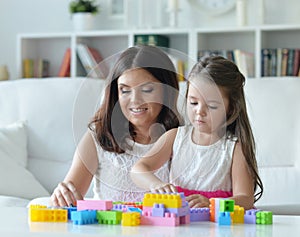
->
0, 0, 300, 80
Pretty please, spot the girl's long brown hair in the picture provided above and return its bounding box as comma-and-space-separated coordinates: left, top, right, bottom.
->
88, 45, 182, 153
188, 55, 263, 202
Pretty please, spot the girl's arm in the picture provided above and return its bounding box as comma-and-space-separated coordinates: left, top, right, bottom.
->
50, 130, 98, 206
131, 128, 178, 192
231, 142, 255, 210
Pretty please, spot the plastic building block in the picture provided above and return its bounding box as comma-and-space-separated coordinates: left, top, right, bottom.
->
209, 198, 220, 222
219, 199, 235, 212
256, 211, 273, 225
29, 205, 47, 209
230, 205, 244, 224
218, 212, 231, 225
190, 208, 210, 222
143, 193, 182, 208
179, 214, 190, 224
152, 203, 165, 217
244, 209, 260, 224
127, 207, 142, 214
143, 203, 189, 217
112, 204, 127, 212
122, 212, 141, 226
71, 210, 97, 225
77, 200, 113, 211
29, 207, 68, 222
63, 206, 77, 220
141, 211, 180, 226
96, 210, 122, 225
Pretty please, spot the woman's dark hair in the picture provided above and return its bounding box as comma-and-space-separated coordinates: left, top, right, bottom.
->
89, 45, 182, 153
188, 55, 263, 202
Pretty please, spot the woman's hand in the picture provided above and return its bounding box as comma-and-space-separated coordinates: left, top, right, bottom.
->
186, 194, 210, 208
151, 183, 178, 193
50, 181, 83, 207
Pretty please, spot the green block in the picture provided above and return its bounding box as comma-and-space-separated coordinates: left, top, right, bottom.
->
96, 210, 122, 225
219, 199, 235, 212
256, 211, 273, 224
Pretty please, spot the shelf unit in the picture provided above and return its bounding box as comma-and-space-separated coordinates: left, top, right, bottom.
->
17, 24, 300, 79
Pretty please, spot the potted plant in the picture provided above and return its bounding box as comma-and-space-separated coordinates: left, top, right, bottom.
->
69, 0, 100, 31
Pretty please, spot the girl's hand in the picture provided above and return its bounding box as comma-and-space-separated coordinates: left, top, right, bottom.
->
151, 183, 178, 193
50, 181, 83, 207
186, 194, 210, 208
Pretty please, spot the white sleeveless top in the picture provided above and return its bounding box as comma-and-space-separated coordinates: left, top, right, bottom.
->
170, 125, 237, 192
91, 131, 169, 202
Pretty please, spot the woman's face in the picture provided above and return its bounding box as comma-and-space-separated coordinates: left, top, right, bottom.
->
117, 68, 163, 131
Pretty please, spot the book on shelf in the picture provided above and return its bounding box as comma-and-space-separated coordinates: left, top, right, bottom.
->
134, 35, 169, 48
281, 48, 289, 76
23, 59, 34, 78
58, 48, 71, 77
167, 53, 187, 81
76, 44, 107, 79
287, 48, 295, 76
23, 58, 49, 78
276, 48, 282, 76
293, 49, 300, 76
261, 48, 300, 77
197, 49, 254, 78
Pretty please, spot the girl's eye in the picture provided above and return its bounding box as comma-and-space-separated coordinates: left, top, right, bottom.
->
142, 87, 154, 93
208, 105, 218, 110
190, 101, 198, 105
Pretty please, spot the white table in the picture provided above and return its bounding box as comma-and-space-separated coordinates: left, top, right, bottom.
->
1, 207, 300, 237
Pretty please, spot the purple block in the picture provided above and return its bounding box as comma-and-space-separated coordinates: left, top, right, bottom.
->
190, 208, 210, 222
244, 209, 260, 224
152, 203, 165, 217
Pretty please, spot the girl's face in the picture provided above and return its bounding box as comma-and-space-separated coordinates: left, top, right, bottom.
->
187, 78, 229, 137
117, 68, 163, 131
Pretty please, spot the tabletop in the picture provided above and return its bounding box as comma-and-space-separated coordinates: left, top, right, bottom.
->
1, 207, 300, 237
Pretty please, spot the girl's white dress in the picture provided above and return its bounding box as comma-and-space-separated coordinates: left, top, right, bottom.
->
91, 131, 169, 202
170, 125, 237, 192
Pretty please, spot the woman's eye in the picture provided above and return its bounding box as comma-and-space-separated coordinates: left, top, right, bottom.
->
121, 89, 131, 94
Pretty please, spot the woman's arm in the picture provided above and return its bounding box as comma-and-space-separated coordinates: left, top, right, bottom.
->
131, 128, 178, 192
50, 130, 98, 207
231, 142, 255, 210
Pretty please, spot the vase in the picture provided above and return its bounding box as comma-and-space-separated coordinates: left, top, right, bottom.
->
0, 65, 9, 81
72, 13, 95, 31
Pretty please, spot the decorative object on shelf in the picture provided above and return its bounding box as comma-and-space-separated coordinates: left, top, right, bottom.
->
69, 0, 100, 31
188, 0, 236, 15
167, 0, 180, 27
236, 0, 247, 26
0, 65, 9, 81
108, 0, 125, 19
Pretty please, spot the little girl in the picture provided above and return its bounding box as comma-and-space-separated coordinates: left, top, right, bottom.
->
131, 56, 263, 210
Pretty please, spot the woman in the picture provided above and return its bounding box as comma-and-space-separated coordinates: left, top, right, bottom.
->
50, 45, 182, 206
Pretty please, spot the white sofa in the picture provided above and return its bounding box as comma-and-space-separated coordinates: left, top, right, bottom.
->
0, 77, 299, 214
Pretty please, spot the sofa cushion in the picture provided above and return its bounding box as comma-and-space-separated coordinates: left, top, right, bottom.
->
0, 121, 27, 168
0, 78, 105, 195
0, 121, 49, 199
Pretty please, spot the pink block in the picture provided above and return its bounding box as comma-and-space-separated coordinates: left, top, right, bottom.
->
180, 214, 190, 224
77, 200, 113, 211
141, 212, 180, 226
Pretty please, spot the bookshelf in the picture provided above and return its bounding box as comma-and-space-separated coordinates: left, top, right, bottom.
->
17, 24, 300, 79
